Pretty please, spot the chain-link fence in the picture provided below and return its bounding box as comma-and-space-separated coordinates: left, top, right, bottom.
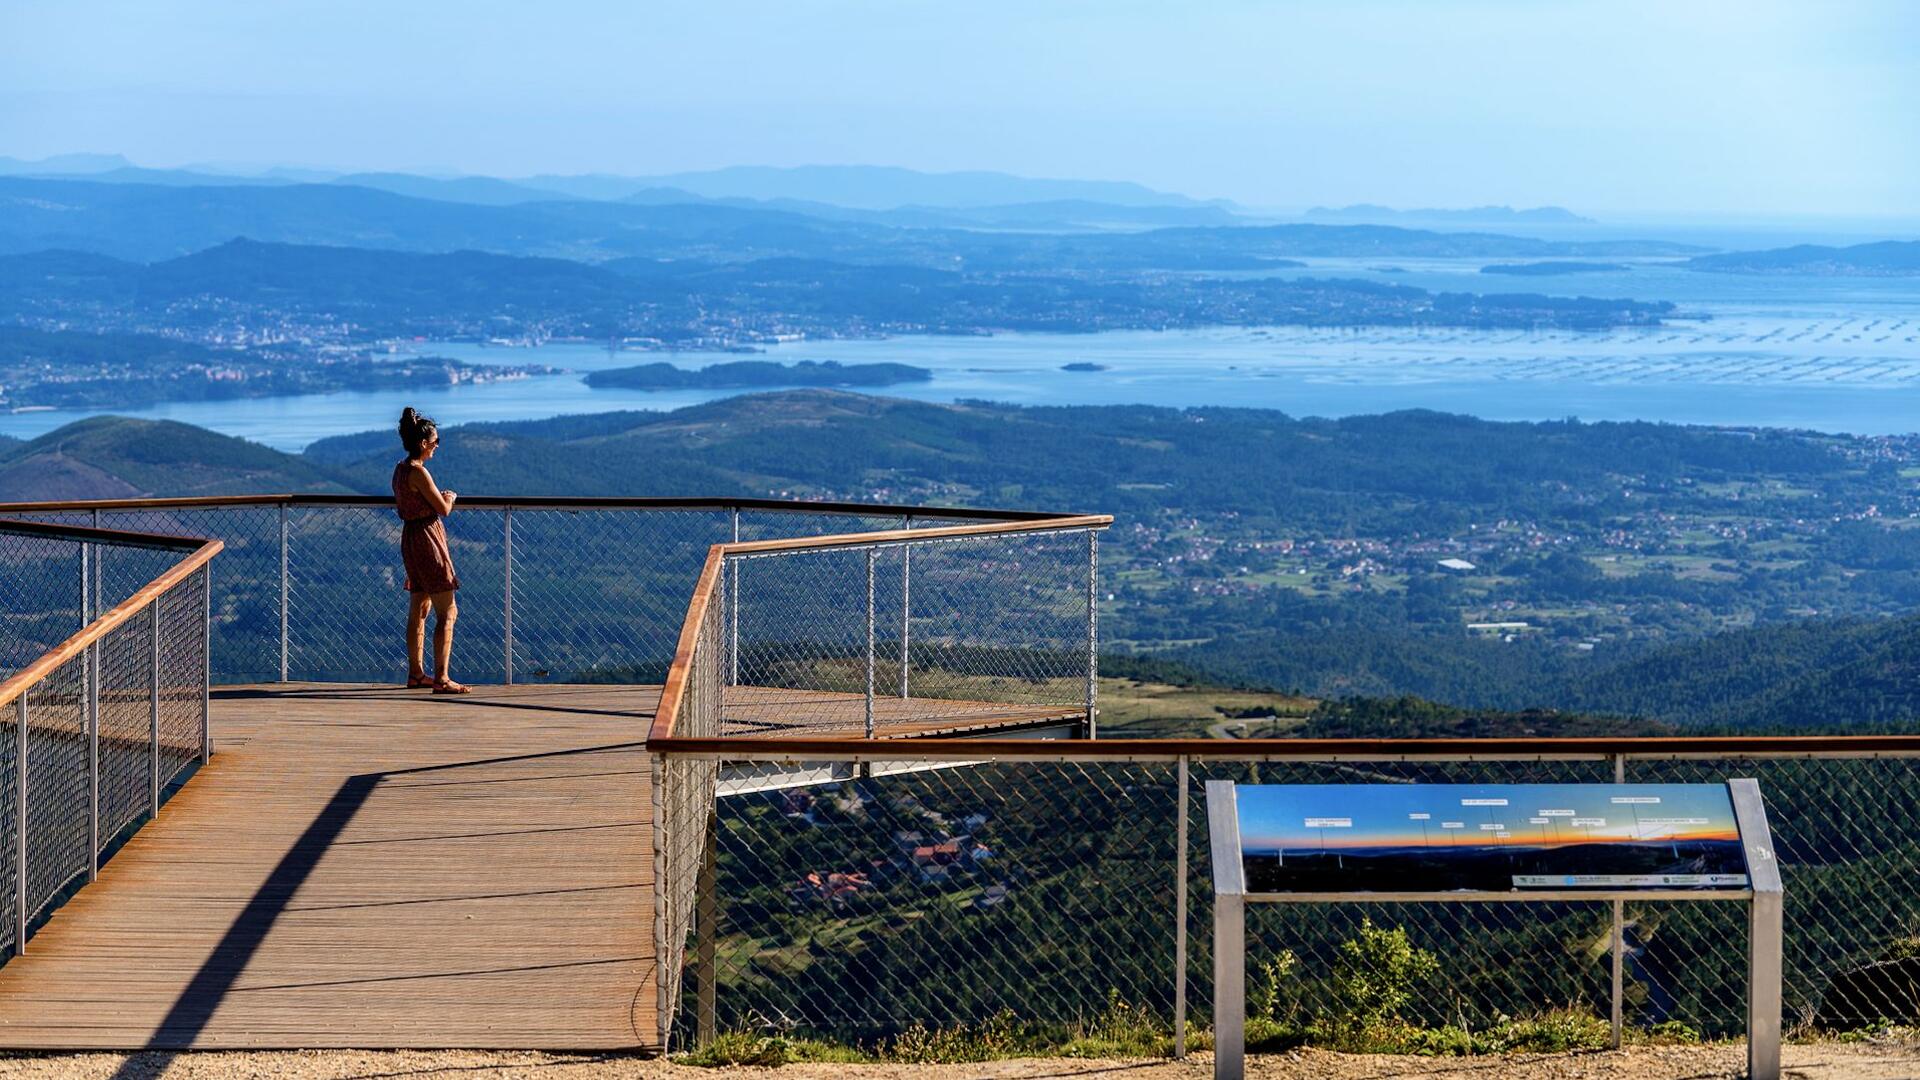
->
0, 499, 1084, 689
649, 517, 1107, 1047
727, 527, 1096, 737
0, 520, 213, 961
653, 749, 1920, 1052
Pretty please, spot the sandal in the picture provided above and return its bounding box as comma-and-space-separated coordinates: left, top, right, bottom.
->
432, 679, 473, 695
406, 675, 434, 689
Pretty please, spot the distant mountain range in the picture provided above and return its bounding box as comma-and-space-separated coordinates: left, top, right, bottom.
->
0, 175, 1704, 266
1306, 204, 1595, 226
0, 154, 1230, 225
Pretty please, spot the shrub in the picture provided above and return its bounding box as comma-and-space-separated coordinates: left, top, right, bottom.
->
1326, 918, 1440, 1044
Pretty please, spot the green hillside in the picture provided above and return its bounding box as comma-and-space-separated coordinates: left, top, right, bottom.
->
5, 393, 1919, 732
0, 417, 350, 501
1551, 616, 1920, 730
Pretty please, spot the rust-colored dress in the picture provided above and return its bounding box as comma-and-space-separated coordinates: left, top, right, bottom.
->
393, 461, 459, 594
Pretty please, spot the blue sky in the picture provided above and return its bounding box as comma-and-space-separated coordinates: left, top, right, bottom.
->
3, 0, 1915, 218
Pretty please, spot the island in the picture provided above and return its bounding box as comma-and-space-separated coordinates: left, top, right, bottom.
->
1481, 261, 1629, 276
583, 359, 934, 391
1061, 362, 1109, 372
1684, 240, 1920, 277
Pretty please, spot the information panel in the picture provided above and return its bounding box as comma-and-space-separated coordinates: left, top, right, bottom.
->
1236, 783, 1750, 893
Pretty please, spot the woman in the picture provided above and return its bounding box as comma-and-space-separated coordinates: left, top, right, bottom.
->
394, 407, 470, 694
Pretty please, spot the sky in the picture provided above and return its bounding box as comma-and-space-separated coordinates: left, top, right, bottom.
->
3, 0, 1916, 219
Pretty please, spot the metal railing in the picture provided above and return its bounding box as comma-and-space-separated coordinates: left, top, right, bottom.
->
17, 492, 1920, 1060
649, 734, 1920, 1053
645, 513, 1113, 1044
0, 496, 1094, 688
0, 519, 219, 960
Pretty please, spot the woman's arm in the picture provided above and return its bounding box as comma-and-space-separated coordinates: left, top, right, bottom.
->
408, 465, 458, 516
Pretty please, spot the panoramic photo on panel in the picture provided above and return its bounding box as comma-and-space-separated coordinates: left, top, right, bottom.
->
0, 2, 1916, 1078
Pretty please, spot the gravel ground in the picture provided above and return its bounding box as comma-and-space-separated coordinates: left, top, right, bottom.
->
4, 1044, 1920, 1080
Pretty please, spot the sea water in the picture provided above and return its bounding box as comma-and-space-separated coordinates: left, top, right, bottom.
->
3, 259, 1915, 451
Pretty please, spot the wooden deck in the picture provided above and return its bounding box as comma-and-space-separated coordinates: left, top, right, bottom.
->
0, 683, 1077, 1050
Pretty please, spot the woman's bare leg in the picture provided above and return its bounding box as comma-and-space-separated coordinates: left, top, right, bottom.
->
407, 592, 432, 682
429, 590, 463, 687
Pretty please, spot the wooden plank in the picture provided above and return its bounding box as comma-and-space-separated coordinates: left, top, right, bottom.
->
0, 680, 1069, 1050
0, 683, 658, 1050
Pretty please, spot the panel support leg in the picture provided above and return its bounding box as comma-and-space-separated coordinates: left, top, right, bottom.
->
1213, 893, 1244, 1080
1750, 891, 1783, 1080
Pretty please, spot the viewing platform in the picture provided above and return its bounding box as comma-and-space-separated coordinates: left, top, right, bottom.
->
3, 497, 1918, 1059
0, 682, 1076, 1049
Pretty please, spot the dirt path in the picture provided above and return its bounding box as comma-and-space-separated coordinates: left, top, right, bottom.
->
4, 1043, 1920, 1080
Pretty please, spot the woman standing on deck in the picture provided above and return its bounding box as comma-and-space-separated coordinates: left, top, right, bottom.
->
395, 407, 470, 694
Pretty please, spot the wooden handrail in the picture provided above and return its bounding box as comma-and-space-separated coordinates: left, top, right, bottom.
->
726, 514, 1114, 555
0, 537, 222, 710
647, 545, 726, 745
0, 493, 1095, 521
0, 518, 214, 552
647, 731, 1920, 758
648, 516, 1113, 744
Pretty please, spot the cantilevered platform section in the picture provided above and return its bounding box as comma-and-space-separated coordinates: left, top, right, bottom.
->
0, 683, 1077, 1050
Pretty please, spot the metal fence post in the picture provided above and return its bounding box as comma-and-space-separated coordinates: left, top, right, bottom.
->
695, 808, 720, 1047
89, 509, 101, 618
502, 508, 514, 686
86, 635, 98, 883
149, 600, 161, 818
201, 567, 212, 763
900, 516, 911, 699
278, 503, 289, 682
1175, 754, 1190, 1058
1086, 530, 1099, 740
865, 547, 877, 739
729, 510, 740, 687
78, 538, 95, 883
1610, 751, 1626, 1048
14, 695, 26, 955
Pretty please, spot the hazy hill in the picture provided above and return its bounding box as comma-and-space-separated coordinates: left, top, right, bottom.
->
615, 164, 1216, 210
0, 417, 348, 501
330, 172, 560, 207
0, 153, 139, 175
0, 176, 1699, 268
0, 177, 597, 261
1686, 240, 1920, 276
1, 240, 1672, 340
1307, 204, 1595, 226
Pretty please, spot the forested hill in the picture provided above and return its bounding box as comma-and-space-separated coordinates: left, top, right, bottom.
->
302, 390, 1850, 527
7, 391, 1920, 732
1553, 616, 1920, 731
0, 417, 347, 501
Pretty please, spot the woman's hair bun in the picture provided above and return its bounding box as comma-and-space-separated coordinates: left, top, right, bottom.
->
398, 406, 437, 455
